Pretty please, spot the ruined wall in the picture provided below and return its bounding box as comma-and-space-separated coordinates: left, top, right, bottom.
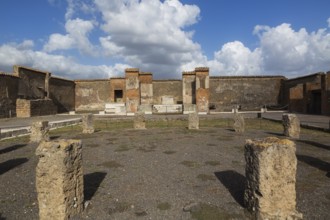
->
210, 76, 285, 111
153, 80, 182, 105
16, 99, 57, 118
14, 65, 49, 99
49, 77, 75, 113
195, 67, 209, 113
0, 74, 19, 118
109, 78, 126, 103
139, 73, 153, 105
284, 73, 323, 114
75, 79, 110, 111
182, 72, 196, 104
322, 72, 330, 115
125, 69, 140, 113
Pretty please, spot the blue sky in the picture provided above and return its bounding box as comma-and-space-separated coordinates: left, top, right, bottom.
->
0, 0, 329, 79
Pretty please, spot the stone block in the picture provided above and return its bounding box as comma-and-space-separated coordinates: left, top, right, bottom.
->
282, 114, 300, 139
233, 113, 245, 133
134, 112, 146, 129
82, 114, 94, 134
36, 139, 84, 220
188, 112, 199, 129
30, 121, 49, 143
244, 137, 302, 220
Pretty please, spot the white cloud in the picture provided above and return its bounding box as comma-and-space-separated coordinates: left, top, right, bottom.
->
94, 0, 201, 78
43, 18, 96, 56
0, 41, 128, 78
254, 22, 330, 75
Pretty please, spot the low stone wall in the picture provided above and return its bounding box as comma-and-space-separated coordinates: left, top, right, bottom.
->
16, 99, 57, 118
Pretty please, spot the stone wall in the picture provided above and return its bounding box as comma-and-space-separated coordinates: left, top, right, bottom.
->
139, 73, 153, 105
284, 73, 323, 114
209, 76, 285, 111
153, 80, 182, 105
125, 68, 140, 114
75, 79, 111, 111
321, 72, 330, 115
109, 78, 126, 103
0, 73, 19, 118
16, 99, 57, 118
49, 76, 75, 113
14, 65, 49, 99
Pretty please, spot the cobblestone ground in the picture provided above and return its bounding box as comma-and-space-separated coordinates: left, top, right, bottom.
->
0, 119, 329, 220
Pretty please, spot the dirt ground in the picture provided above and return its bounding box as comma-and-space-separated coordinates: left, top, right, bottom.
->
0, 118, 329, 220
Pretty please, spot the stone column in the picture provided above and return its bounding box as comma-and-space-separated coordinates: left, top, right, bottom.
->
82, 114, 94, 134
134, 112, 146, 129
188, 112, 199, 129
195, 67, 209, 114
125, 68, 140, 115
233, 113, 245, 133
282, 113, 300, 139
244, 137, 302, 220
36, 139, 84, 220
30, 121, 49, 143
182, 71, 196, 114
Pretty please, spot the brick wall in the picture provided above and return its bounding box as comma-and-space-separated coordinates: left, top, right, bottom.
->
153, 80, 182, 105
49, 76, 75, 113
210, 76, 285, 111
16, 99, 57, 118
0, 74, 19, 118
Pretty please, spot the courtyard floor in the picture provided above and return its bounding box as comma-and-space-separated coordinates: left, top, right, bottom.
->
0, 118, 329, 219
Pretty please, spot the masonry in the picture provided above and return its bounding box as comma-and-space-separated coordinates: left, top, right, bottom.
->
1, 65, 330, 117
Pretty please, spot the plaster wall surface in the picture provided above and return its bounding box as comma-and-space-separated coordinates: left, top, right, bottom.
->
14, 66, 48, 99
75, 80, 110, 111
209, 76, 284, 111
0, 74, 19, 118
49, 77, 75, 113
110, 78, 126, 103
153, 80, 182, 105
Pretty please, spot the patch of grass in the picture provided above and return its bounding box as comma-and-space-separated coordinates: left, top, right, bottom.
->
180, 160, 200, 168
206, 143, 217, 147
115, 144, 134, 152
197, 174, 216, 181
163, 150, 177, 155
87, 143, 100, 148
157, 202, 171, 211
99, 160, 123, 168
204, 161, 220, 166
191, 203, 242, 220
135, 210, 148, 216
217, 135, 234, 141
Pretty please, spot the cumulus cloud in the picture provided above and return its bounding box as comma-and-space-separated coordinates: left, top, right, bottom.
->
43, 18, 96, 56
0, 41, 128, 78
95, 0, 202, 78
1, 0, 330, 79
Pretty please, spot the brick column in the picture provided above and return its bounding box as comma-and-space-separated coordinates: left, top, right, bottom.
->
125, 68, 140, 115
195, 67, 209, 114
139, 72, 153, 114
182, 71, 196, 114
36, 139, 84, 220
244, 137, 302, 219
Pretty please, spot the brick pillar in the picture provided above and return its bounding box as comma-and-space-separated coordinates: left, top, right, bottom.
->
125, 68, 140, 115
188, 112, 199, 129
139, 72, 153, 114
82, 114, 94, 134
36, 139, 84, 220
30, 121, 49, 143
182, 71, 196, 114
195, 67, 209, 114
282, 113, 300, 139
244, 137, 302, 220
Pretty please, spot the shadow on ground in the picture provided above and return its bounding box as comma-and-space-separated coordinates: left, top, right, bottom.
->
84, 172, 107, 200
0, 158, 28, 175
0, 144, 26, 154
214, 170, 246, 207
297, 155, 330, 177
297, 140, 330, 151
